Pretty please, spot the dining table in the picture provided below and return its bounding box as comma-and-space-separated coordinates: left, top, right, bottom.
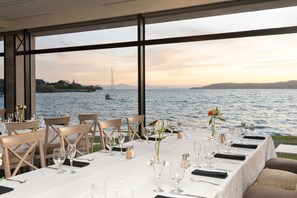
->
0, 127, 276, 198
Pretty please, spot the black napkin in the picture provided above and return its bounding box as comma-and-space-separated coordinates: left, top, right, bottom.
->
231, 143, 257, 149
243, 135, 266, 140
154, 195, 176, 198
214, 153, 246, 161
108, 147, 127, 152
140, 136, 163, 141
0, 186, 14, 195
63, 159, 90, 167
191, 169, 228, 179
165, 129, 179, 133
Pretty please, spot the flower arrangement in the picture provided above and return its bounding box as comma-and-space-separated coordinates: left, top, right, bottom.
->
148, 120, 168, 158
208, 107, 225, 139
15, 104, 27, 122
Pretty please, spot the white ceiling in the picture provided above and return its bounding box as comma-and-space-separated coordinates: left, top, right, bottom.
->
0, 0, 296, 34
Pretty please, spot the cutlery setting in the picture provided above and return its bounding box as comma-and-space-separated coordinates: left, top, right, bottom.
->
76, 157, 94, 162
215, 158, 240, 164
6, 178, 27, 184
190, 178, 219, 186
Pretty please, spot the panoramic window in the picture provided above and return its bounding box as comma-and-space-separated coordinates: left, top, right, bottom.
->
146, 33, 297, 135
35, 25, 137, 49
35, 47, 138, 123
146, 6, 297, 39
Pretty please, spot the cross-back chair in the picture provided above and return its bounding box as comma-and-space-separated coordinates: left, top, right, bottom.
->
59, 124, 90, 156
0, 131, 46, 178
36, 117, 69, 163
5, 120, 39, 136
126, 115, 144, 141
98, 118, 122, 149
78, 114, 98, 152
0, 108, 5, 121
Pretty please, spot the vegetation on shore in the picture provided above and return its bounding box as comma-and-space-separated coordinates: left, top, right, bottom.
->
36, 79, 103, 93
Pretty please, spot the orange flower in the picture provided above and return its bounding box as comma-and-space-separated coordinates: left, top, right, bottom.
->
208, 111, 213, 116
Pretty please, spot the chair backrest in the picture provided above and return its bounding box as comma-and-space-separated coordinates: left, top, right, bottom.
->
78, 114, 98, 140
98, 118, 122, 149
44, 117, 70, 155
126, 115, 144, 140
5, 120, 39, 136
0, 131, 46, 178
0, 108, 5, 121
59, 124, 90, 156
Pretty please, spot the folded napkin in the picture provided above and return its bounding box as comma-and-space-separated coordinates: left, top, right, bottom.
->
231, 143, 257, 149
165, 129, 179, 133
140, 136, 163, 141
0, 186, 14, 195
154, 195, 176, 198
63, 159, 90, 167
191, 169, 228, 179
214, 153, 246, 161
243, 135, 266, 140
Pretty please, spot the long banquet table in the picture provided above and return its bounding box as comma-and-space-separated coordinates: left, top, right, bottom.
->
0, 128, 276, 198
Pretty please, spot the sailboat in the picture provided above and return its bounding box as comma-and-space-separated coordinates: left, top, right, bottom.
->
105, 67, 116, 100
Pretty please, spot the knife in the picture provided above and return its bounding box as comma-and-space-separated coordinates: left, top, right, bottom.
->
179, 193, 206, 198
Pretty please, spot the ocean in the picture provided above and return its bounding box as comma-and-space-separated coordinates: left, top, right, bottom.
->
31, 89, 297, 136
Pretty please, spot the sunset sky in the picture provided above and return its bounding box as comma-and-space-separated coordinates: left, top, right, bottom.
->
2, 6, 297, 88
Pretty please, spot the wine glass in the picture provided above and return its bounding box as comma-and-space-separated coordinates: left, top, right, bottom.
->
67, 144, 76, 174
7, 113, 14, 122
53, 148, 66, 174
168, 121, 175, 136
169, 162, 185, 194
193, 140, 203, 168
118, 133, 125, 155
91, 182, 107, 198
31, 114, 36, 120
224, 132, 233, 154
203, 141, 216, 169
106, 136, 116, 156
150, 156, 166, 192
177, 119, 182, 131
237, 128, 245, 143
116, 189, 134, 198
144, 127, 152, 144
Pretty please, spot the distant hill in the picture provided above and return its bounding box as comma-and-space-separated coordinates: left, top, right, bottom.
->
36, 79, 103, 93
190, 80, 297, 89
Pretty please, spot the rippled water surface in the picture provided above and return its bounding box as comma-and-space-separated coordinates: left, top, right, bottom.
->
31, 89, 297, 136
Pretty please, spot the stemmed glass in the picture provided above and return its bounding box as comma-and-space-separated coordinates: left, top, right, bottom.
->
168, 122, 176, 136
177, 119, 182, 131
118, 133, 125, 155
67, 144, 76, 174
106, 136, 116, 156
53, 148, 66, 174
203, 141, 216, 169
144, 127, 152, 144
169, 162, 185, 194
150, 156, 166, 192
91, 182, 107, 198
193, 140, 203, 168
7, 113, 14, 122
237, 128, 245, 143
224, 132, 233, 154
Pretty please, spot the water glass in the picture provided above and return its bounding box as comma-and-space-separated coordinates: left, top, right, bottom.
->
7, 113, 14, 122
53, 148, 66, 174
92, 182, 107, 198
203, 141, 216, 169
169, 162, 185, 194
116, 189, 134, 198
193, 140, 203, 168
106, 136, 116, 156
144, 127, 152, 144
31, 114, 36, 120
168, 121, 176, 136
118, 133, 125, 155
67, 144, 76, 174
177, 119, 182, 131
150, 156, 166, 192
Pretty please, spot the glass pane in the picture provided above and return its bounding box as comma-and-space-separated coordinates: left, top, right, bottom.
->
36, 47, 138, 123
36, 26, 137, 49
0, 57, 3, 108
146, 33, 297, 135
146, 6, 297, 39
0, 39, 3, 53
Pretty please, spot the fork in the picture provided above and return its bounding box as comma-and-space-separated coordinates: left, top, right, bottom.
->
215, 159, 240, 164
190, 178, 219, 186
76, 157, 94, 161
6, 178, 27, 184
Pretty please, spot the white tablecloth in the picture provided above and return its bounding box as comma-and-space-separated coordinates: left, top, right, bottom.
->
0, 128, 276, 198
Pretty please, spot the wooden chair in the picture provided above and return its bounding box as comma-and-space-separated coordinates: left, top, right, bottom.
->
98, 118, 122, 149
36, 117, 69, 164
126, 115, 144, 141
0, 131, 46, 178
59, 124, 90, 156
5, 120, 39, 135
78, 114, 98, 152
0, 108, 5, 121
